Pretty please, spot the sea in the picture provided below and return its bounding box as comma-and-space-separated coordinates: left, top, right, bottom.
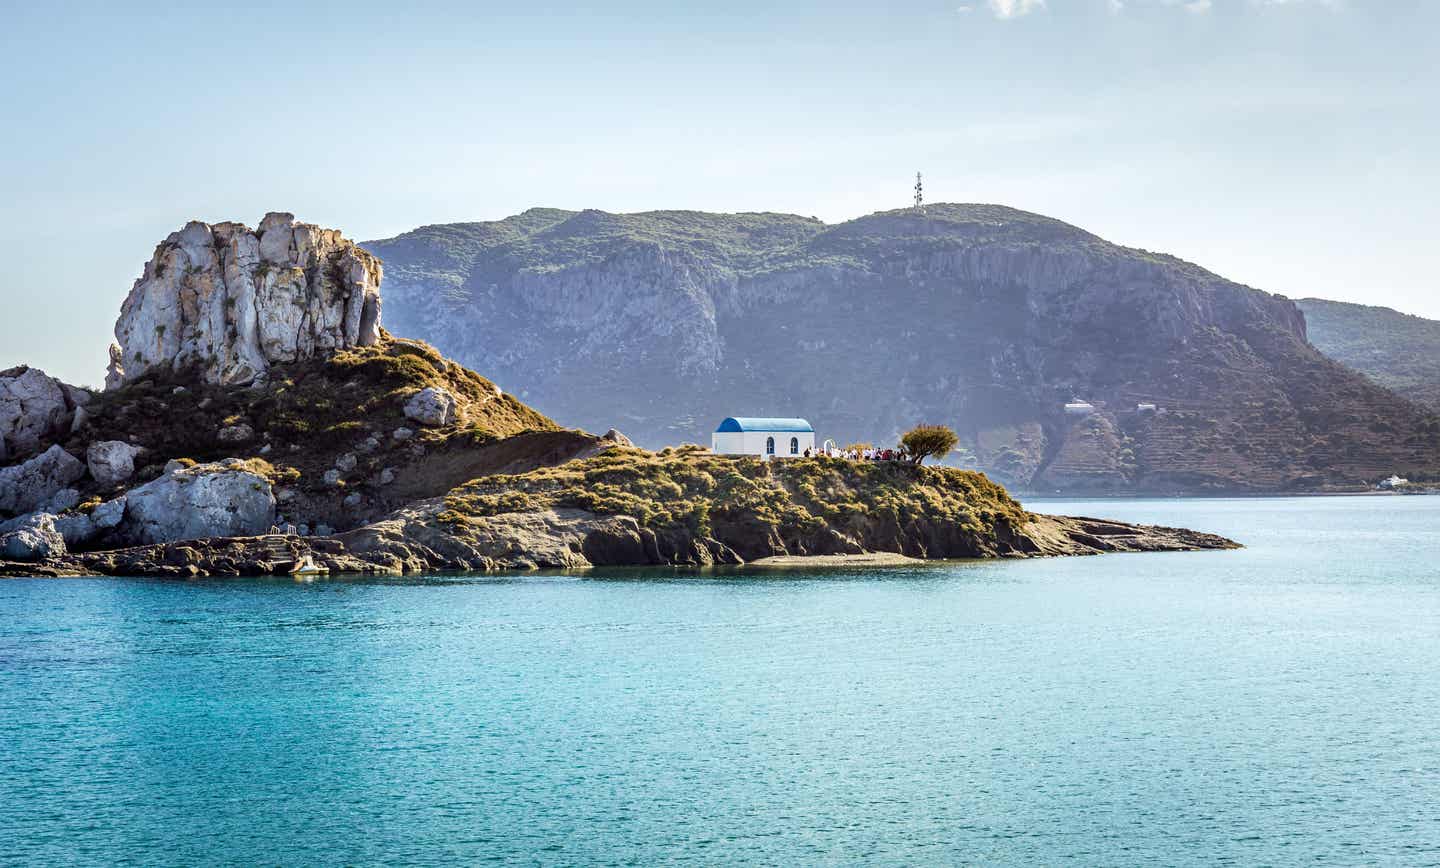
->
2, 495, 1438, 866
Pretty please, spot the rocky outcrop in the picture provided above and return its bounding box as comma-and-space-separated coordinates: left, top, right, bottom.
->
55, 497, 127, 547
86, 440, 140, 487
0, 445, 86, 517
0, 366, 89, 463
113, 212, 382, 387
333, 500, 741, 573
403, 386, 457, 426
118, 459, 276, 545
2, 499, 1237, 578
601, 428, 633, 446
0, 513, 66, 561
104, 343, 125, 390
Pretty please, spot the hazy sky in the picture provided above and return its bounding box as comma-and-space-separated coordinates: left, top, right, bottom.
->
2, 0, 1435, 385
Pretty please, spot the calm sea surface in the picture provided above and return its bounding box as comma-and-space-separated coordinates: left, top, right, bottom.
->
3, 496, 1438, 866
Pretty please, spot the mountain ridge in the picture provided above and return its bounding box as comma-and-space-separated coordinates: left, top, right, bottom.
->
1296, 297, 1440, 412
364, 203, 1440, 493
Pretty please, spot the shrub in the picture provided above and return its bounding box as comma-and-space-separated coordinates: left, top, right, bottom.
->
900, 424, 959, 465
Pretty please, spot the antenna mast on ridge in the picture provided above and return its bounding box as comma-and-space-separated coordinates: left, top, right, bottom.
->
913, 172, 925, 213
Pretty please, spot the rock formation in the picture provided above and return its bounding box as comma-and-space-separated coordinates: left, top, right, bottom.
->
104, 343, 125, 391
113, 212, 382, 387
0, 513, 66, 561
403, 386, 457, 426
0, 445, 86, 516
86, 440, 140, 487
0, 366, 89, 463
118, 460, 276, 545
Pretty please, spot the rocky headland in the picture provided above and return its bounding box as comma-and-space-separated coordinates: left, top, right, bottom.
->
2, 214, 1237, 578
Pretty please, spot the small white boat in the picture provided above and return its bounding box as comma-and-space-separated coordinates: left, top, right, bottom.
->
290, 555, 329, 577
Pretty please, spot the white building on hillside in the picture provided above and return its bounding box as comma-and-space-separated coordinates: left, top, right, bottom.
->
712, 417, 815, 458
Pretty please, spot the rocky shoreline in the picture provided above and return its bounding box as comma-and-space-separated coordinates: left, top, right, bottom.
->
1, 508, 1237, 579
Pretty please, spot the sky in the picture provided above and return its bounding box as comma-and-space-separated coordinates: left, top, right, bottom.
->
1, 0, 1435, 385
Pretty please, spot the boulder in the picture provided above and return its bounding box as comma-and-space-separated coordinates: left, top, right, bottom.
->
217, 423, 254, 443
0, 366, 85, 463
112, 213, 383, 387
601, 428, 633, 447
54, 496, 127, 547
0, 445, 86, 517
0, 513, 66, 561
118, 460, 276, 545
392, 426, 414, 441
47, 488, 80, 513
403, 387, 457, 426
334, 452, 358, 473
87, 440, 141, 487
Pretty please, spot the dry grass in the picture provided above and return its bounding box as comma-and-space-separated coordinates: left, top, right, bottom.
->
441, 446, 1029, 543
67, 335, 557, 499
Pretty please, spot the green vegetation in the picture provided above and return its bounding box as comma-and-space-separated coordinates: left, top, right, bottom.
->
1298, 298, 1440, 411
440, 445, 1029, 545
900, 424, 959, 465
69, 336, 557, 498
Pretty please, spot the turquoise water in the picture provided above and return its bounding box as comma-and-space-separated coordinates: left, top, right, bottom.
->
3, 496, 1439, 865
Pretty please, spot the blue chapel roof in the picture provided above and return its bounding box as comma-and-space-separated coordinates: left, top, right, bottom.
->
715, 417, 814, 433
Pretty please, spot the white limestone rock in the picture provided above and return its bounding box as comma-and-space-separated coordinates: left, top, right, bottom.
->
0, 445, 86, 517
0, 366, 87, 463
118, 460, 276, 545
601, 428, 633, 447
104, 343, 125, 391
112, 213, 383, 387
87, 440, 141, 487
53, 496, 127, 547
403, 387, 457, 427
0, 513, 66, 561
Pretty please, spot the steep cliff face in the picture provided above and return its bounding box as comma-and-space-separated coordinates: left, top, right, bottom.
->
365, 204, 1440, 493
113, 212, 383, 386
